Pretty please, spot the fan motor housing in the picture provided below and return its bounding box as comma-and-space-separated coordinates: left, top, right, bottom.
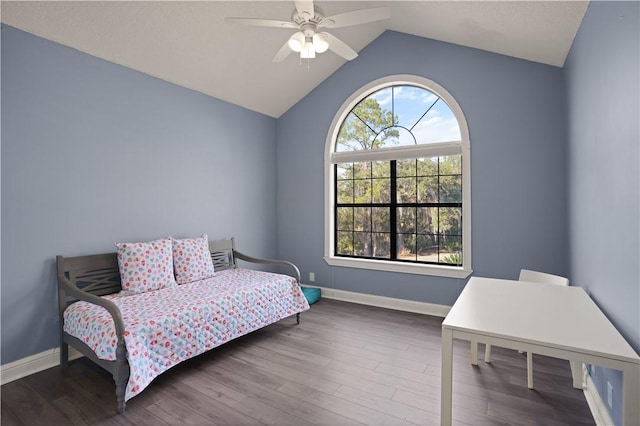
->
291, 6, 324, 26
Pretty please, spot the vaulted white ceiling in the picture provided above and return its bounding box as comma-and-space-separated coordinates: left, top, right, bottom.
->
1, 1, 589, 118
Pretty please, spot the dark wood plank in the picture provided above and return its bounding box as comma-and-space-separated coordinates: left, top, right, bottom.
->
277, 380, 414, 425
1, 298, 595, 425
1, 397, 24, 426
0, 380, 71, 425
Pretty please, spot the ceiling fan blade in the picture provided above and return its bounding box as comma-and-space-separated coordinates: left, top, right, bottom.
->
295, 1, 315, 20
319, 7, 390, 29
272, 41, 293, 63
324, 33, 358, 61
225, 17, 297, 29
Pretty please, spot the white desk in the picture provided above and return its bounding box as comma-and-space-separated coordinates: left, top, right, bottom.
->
441, 277, 640, 425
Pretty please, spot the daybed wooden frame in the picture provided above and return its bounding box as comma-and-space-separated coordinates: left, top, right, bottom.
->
57, 238, 302, 414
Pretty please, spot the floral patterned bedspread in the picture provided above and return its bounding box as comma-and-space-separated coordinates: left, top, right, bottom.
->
63, 268, 310, 401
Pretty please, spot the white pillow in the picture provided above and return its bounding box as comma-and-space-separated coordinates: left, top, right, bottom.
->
115, 238, 177, 296
171, 234, 215, 284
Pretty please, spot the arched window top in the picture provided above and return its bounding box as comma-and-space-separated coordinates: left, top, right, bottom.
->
336, 84, 462, 152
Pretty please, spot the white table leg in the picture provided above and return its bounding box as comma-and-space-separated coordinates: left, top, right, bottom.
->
485, 344, 492, 363
622, 363, 640, 426
441, 328, 453, 426
470, 340, 478, 365
527, 352, 534, 389
570, 361, 583, 389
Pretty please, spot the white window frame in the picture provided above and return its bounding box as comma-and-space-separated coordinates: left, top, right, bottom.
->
324, 75, 472, 278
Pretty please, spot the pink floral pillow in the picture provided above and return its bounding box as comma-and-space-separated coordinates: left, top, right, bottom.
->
171, 234, 215, 284
115, 238, 177, 296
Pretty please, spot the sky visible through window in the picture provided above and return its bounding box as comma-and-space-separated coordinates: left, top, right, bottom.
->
369, 86, 461, 146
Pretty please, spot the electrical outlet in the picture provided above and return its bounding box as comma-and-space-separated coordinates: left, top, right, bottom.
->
309, 272, 315, 282
607, 381, 613, 410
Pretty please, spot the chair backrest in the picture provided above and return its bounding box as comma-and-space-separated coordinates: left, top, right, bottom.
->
519, 269, 569, 286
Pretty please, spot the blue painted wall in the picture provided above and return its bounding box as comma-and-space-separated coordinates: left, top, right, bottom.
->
1, 25, 278, 364
276, 30, 568, 306
565, 2, 639, 425
3, 8, 638, 425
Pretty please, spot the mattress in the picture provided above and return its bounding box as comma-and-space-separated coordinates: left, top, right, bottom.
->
63, 268, 310, 400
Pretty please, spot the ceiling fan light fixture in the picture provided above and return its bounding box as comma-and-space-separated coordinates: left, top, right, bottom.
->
313, 33, 329, 53
227, 0, 386, 63
288, 32, 305, 52
300, 36, 316, 59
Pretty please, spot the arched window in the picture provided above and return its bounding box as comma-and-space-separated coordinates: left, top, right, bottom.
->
324, 75, 471, 278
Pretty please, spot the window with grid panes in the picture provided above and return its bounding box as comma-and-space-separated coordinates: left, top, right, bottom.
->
325, 76, 471, 277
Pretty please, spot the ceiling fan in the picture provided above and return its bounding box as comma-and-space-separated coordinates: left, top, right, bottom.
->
225, 1, 390, 62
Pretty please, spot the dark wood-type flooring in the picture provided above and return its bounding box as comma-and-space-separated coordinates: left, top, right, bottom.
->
1, 299, 595, 425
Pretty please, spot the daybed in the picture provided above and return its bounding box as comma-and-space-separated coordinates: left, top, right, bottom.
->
57, 237, 310, 413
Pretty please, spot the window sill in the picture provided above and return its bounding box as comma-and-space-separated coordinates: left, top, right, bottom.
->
323, 256, 473, 279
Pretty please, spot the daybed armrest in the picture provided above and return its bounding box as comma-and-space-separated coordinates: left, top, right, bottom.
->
57, 254, 129, 414
57, 270, 126, 338
233, 250, 302, 284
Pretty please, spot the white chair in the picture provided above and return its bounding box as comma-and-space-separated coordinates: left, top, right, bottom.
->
518, 269, 569, 287
472, 269, 575, 390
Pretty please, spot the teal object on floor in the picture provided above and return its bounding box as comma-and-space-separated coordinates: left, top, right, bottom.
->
301, 287, 321, 305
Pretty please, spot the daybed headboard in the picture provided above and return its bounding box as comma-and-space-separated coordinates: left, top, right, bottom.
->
57, 252, 121, 298
207, 238, 237, 272
57, 238, 240, 305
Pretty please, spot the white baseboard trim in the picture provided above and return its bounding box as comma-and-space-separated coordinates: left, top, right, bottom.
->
582, 365, 615, 426
1, 346, 83, 386
308, 285, 451, 317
